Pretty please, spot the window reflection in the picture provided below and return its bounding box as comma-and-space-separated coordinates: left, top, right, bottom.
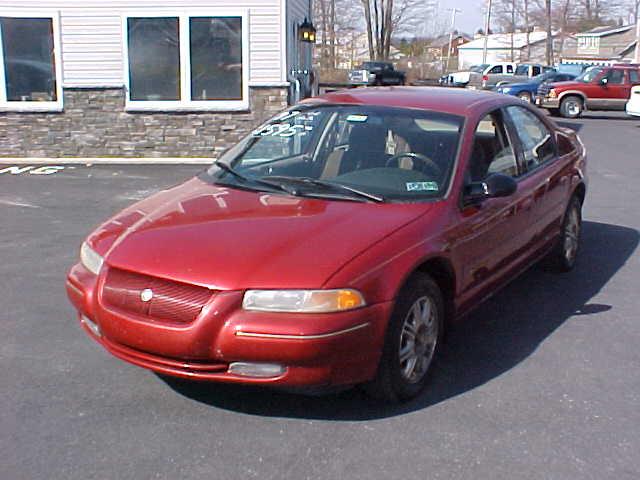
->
190, 17, 242, 101
127, 18, 180, 101
1, 17, 57, 102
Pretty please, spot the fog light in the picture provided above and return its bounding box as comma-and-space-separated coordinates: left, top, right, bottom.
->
81, 314, 101, 337
228, 362, 286, 378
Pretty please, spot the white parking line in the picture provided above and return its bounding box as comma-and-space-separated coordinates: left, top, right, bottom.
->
0, 166, 65, 175
0, 198, 40, 208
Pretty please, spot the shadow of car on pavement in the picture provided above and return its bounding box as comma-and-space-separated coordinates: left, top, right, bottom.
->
160, 220, 638, 420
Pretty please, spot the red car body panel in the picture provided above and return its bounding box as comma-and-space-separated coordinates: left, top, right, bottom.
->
67, 87, 587, 388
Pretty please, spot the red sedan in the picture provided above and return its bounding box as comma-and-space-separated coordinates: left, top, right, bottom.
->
66, 87, 587, 402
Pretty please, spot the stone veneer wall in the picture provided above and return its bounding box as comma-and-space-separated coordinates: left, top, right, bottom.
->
0, 87, 288, 158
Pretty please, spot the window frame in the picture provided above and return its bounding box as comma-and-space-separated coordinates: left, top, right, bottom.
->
502, 105, 558, 176
122, 9, 249, 112
0, 10, 63, 112
464, 108, 521, 184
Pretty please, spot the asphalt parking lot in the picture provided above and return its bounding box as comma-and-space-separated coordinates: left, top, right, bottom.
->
2, 111, 640, 480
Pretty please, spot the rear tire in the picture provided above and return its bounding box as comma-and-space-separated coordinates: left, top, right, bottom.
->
364, 274, 444, 403
545, 195, 582, 272
560, 95, 583, 118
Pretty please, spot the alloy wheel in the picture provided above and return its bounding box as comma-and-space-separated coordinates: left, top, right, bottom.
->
398, 296, 438, 384
563, 205, 581, 264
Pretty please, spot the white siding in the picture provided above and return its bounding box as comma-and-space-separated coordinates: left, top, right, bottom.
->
2, 1, 286, 87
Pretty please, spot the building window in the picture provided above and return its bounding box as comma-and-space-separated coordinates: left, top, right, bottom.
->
0, 13, 63, 111
124, 12, 248, 111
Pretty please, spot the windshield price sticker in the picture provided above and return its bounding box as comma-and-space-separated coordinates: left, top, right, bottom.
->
346, 114, 368, 122
251, 123, 314, 138
406, 181, 438, 192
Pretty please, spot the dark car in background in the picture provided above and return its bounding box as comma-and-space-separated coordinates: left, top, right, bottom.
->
348, 61, 406, 86
495, 70, 577, 103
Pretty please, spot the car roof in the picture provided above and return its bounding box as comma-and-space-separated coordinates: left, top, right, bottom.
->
306, 86, 513, 117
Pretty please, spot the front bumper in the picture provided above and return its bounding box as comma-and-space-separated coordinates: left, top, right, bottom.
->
536, 96, 560, 108
66, 263, 392, 387
626, 101, 640, 117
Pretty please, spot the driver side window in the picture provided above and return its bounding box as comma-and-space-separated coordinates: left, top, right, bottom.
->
467, 111, 518, 182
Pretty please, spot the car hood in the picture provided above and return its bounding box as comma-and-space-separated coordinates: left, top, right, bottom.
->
546, 80, 583, 90
88, 177, 433, 290
500, 81, 537, 89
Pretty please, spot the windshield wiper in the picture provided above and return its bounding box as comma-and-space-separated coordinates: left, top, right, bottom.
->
260, 176, 385, 203
213, 161, 297, 194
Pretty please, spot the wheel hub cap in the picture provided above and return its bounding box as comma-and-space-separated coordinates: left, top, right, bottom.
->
564, 208, 580, 261
399, 296, 438, 384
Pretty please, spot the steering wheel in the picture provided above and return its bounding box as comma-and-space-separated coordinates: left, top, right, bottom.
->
385, 152, 442, 177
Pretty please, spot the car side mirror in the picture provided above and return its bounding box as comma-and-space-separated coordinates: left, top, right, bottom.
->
600, 77, 608, 86
464, 173, 517, 203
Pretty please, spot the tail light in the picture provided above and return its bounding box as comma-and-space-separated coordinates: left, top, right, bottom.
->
482, 75, 489, 82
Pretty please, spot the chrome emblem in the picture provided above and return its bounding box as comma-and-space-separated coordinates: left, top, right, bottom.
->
140, 288, 154, 302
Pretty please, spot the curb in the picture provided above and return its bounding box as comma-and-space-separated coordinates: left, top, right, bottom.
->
0, 157, 214, 165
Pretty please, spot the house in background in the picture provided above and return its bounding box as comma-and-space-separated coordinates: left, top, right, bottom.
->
426, 33, 471, 62
458, 31, 576, 69
0, 1, 314, 158
560, 24, 638, 64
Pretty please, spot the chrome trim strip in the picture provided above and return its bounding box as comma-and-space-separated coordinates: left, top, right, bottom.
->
66, 281, 84, 297
235, 322, 370, 340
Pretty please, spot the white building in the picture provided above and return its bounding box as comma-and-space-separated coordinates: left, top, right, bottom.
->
0, 1, 314, 158
458, 31, 552, 68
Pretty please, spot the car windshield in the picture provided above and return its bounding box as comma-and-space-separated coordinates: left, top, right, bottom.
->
470, 64, 489, 73
204, 105, 464, 202
361, 62, 385, 70
532, 70, 557, 82
576, 66, 604, 83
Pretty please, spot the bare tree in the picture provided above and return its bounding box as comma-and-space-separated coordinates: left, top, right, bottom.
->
359, 0, 420, 60
545, 0, 553, 64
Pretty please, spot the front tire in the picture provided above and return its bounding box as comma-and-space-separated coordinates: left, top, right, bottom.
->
364, 274, 444, 402
545, 195, 582, 272
560, 95, 583, 118
518, 92, 532, 103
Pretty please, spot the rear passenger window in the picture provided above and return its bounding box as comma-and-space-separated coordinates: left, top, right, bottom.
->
630, 70, 639, 84
505, 106, 555, 170
467, 111, 518, 182
506, 65, 514, 73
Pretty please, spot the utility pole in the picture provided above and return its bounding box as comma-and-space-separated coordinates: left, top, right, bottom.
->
545, 0, 553, 65
445, 8, 461, 74
635, 18, 640, 63
483, 0, 493, 64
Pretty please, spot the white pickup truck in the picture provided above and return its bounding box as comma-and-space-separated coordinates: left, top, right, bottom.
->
448, 63, 516, 87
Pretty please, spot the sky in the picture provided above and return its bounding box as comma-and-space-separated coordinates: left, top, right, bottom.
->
447, 0, 486, 35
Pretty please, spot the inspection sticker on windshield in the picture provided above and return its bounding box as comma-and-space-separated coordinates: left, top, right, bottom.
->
346, 114, 368, 122
406, 181, 438, 192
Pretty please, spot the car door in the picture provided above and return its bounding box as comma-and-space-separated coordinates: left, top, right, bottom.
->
503, 105, 571, 252
448, 109, 535, 313
588, 68, 628, 110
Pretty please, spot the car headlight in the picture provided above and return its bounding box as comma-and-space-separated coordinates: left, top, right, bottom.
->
242, 289, 366, 313
80, 242, 104, 275
549, 89, 557, 98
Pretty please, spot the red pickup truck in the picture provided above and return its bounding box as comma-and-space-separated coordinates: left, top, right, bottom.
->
537, 64, 640, 118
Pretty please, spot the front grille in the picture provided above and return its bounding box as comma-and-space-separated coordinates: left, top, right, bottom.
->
537, 83, 551, 97
102, 268, 213, 324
